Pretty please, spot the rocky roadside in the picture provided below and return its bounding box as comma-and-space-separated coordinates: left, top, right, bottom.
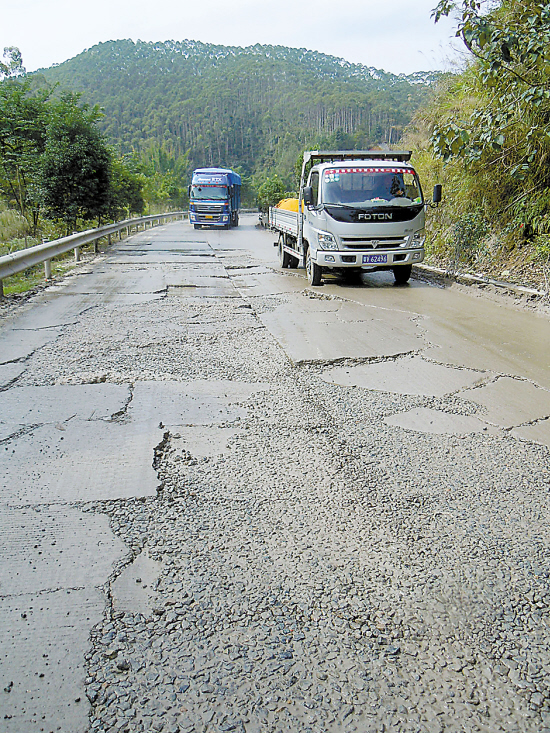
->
7, 263, 550, 733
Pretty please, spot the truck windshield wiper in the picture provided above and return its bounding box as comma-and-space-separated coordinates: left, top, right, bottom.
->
322, 202, 358, 209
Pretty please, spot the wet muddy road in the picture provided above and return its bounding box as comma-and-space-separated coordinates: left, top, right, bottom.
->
1, 214, 550, 733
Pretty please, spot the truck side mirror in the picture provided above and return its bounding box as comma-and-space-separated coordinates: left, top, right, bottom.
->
303, 186, 314, 206
188, 185, 191, 197
432, 184, 442, 204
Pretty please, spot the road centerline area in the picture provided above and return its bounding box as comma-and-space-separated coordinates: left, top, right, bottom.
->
1, 215, 550, 733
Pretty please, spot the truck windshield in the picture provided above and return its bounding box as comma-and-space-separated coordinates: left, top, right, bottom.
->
322, 168, 422, 207
191, 185, 228, 200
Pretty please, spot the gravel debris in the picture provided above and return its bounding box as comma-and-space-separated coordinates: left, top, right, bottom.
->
7, 249, 550, 733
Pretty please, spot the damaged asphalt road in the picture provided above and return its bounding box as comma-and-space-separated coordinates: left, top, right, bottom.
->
1, 214, 550, 733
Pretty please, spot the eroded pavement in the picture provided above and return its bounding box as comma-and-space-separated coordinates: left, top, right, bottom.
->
1, 215, 550, 733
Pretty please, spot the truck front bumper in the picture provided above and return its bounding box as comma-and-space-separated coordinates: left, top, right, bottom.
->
315, 249, 424, 267
189, 212, 230, 226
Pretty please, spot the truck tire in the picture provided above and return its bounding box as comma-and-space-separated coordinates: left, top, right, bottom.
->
305, 246, 323, 286
289, 254, 299, 269
279, 234, 291, 268
233, 213, 239, 227
193, 224, 201, 230
393, 264, 412, 284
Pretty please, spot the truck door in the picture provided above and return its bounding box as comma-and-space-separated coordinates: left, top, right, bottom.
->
308, 171, 320, 225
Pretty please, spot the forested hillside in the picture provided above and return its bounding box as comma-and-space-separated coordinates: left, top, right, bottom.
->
37, 40, 441, 185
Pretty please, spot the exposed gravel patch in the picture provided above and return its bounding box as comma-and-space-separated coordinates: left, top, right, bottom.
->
17, 299, 289, 386
9, 259, 550, 732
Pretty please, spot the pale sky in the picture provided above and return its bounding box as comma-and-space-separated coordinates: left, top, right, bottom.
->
1, 0, 461, 76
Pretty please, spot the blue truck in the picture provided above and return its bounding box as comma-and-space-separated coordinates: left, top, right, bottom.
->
188, 168, 241, 229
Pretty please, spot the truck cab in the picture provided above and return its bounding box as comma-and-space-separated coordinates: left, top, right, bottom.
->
301, 152, 433, 284
271, 151, 441, 286
188, 168, 241, 229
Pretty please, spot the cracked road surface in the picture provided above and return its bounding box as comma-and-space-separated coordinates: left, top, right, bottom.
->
1, 214, 550, 733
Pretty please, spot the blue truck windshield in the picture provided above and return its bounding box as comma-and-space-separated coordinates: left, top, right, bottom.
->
322, 167, 422, 207
191, 185, 228, 200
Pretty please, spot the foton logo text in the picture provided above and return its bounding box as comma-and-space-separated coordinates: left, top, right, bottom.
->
357, 213, 393, 221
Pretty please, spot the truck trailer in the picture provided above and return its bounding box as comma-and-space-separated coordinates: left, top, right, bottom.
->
269, 150, 441, 286
188, 168, 241, 229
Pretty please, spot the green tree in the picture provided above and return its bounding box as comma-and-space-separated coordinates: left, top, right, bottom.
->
256, 174, 288, 211
0, 75, 50, 231
41, 93, 111, 232
104, 156, 145, 220
137, 143, 190, 211
0, 47, 25, 79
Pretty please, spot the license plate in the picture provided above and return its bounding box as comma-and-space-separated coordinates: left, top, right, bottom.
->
204, 215, 214, 220
363, 254, 387, 264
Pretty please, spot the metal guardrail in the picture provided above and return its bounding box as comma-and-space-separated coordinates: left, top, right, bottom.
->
0, 211, 185, 297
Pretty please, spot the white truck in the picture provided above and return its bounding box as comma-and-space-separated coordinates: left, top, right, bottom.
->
269, 150, 441, 286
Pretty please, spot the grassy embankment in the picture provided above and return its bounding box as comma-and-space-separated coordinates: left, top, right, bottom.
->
404, 67, 550, 294
0, 207, 105, 296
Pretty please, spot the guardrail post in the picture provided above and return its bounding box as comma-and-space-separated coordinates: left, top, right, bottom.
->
0, 279, 3, 298
44, 259, 52, 279
108, 234, 112, 246
74, 247, 80, 262
94, 239, 99, 254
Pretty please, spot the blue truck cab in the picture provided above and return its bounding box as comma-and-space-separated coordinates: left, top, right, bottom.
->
188, 168, 241, 229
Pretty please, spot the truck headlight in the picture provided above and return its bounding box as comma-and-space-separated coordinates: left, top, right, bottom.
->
317, 231, 338, 250
409, 231, 425, 248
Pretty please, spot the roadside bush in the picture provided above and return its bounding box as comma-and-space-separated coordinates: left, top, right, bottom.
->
511, 188, 550, 239
534, 235, 550, 262
450, 212, 489, 253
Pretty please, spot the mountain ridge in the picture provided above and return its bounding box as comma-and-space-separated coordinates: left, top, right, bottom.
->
36, 39, 444, 180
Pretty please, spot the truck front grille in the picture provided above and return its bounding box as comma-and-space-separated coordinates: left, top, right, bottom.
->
194, 204, 224, 214
341, 237, 407, 250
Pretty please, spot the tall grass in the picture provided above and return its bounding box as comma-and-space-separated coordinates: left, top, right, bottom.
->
0, 206, 33, 255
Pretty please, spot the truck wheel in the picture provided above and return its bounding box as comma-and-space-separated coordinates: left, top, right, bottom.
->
193, 224, 201, 230
233, 213, 239, 227
393, 265, 412, 284
279, 234, 291, 268
305, 246, 323, 286
289, 254, 299, 269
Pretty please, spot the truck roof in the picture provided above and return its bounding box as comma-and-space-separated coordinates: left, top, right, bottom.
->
192, 168, 242, 186
304, 150, 412, 166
